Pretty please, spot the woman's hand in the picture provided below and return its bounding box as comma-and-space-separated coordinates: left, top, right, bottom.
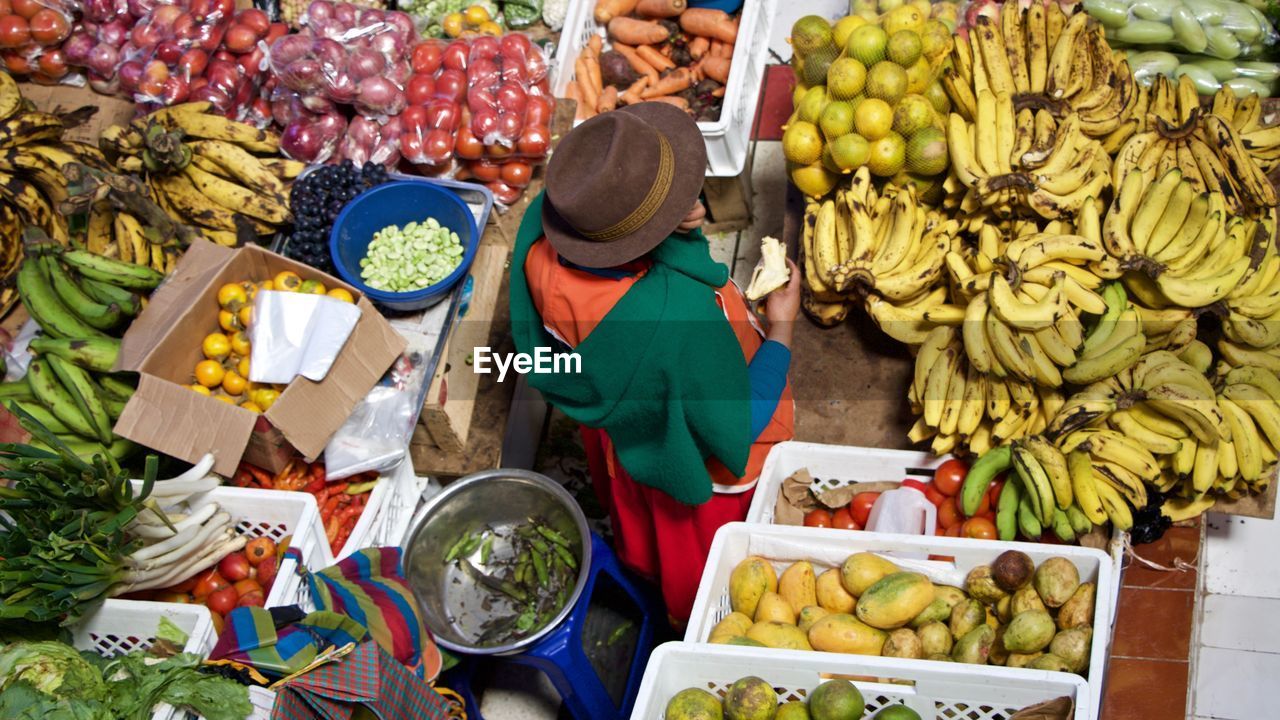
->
764, 259, 801, 348
677, 201, 707, 233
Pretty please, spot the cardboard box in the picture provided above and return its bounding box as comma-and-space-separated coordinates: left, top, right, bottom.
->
114, 240, 406, 477
19, 82, 137, 146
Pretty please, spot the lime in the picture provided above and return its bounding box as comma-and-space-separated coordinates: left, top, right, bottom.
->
820, 100, 857, 139
924, 80, 951, 114
865, 61, 908, 104
664, 688, 723, 720
790, 161, 840, 197
874, 706, 923, 720
921, 19, 953, 60
846, 25, 889, 67
797, 85, 830, 124
808, 679, 865, 720
868, 132, 906, 177
832, 15, 868, 49
791, 15, 834, 57
855, 98, 894, 140
783, 121, 824, 165
905, 56, 932, 94
793, 81, 809, 108
828, 57, 868, 100
887, 30, 923, 67
883, 4, 926, 35
905, 126, 948, 175
777, 700, 812, 720
829, 133, 871, 170
893, 93, 935, 136
804, 44, 840, 87
879, 0, 905, 11
851, 0, 879, 19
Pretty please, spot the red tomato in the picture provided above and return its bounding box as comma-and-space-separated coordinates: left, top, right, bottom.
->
486, 179, 522, 205
470, 159, 501, 182
412, 41, 444, 75
210, 611, 224, 635
423, 128, 454, 164
154, 591, 191, 604
831, 506, 861, 531
495, 111, 523, 142
2, 51, 31, 74
399, 131, 423, 160
9, 0, 41, 19
0, 0, 10, 15
968, 491, 990, 518
500, 160, 532, 188
946, 523, 963, 537
256, 554, 278, 590
236, 590, 265, 607
961, 517, 998, 540
516, 123, 550, 157
977, 510, 997, 524
424, 99, 461, 132
192, 569, 228, 598
406, 73, 436, 106
454, 125, 483, 160
169, 575, 200, 594
525, 95, 554, 128
937, 495, 962, 529
495, 81, 528, 115
232, 578, 262, 596
244, 537, 276, 566
435, 68, 466, 103
224, 24, 257, 53
206, 586, 238, 615
932, 458, 969, 496
469, 36, 500, 61
924, 484, 947, 507
987, 475, 1006, 508
442, 40, 468, 71
28, 8, 69, 46
0, 15, 31, 49
934, 525, 948, 536
236, 8, 270, 36
803, 508, 832, 528
499, 32, 532, 58
401, 104, 428, 134
850, 492, 879, 527
35, 48, 67, 79
218, 552, 251, 582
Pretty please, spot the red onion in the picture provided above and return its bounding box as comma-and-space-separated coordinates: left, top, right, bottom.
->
284, 58, 322, 91
346, 114, 379, 147
301, 93, 337, 114
356, 76, 405, 116
64, 33, 96, 66
282, 114, 341, 163
346, 47, 384, 81
356, 8, 384, 26
98, 18, 130, 48
89, 71, 119, 95
191, 85, 232, 112
386, 59, 411, 87
369, 29, 403, 58
333, 2, 357, 27
324, 70, 357, 103
313, 111, 348, 139
384, 11, 414, 44
269, 34, 311, 66
305, 0, 333, 24
85, 0, 122, 23
88, 44, 121, 77
311, 37, 345, 70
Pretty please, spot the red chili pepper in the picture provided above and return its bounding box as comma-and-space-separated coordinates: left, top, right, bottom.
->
303, 477, 327, 494
325, 515, 341, 545
246, 466, 274, 489
311, 464, 326, 484
232, 469, 254, 487
321, 494, 345, 522
273, 460, 296, 486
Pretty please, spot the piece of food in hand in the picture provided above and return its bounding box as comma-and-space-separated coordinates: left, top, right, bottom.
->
745, 236, 790, 301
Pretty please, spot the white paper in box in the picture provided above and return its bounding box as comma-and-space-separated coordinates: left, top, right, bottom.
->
633, 642, 1093, 720
686, 523, 1114, 720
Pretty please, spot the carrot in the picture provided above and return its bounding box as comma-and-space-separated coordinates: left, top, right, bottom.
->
688, 35, 710, 60
613, 42, 659, 83
588, 34, 604, 58
680, 8, 737, 44
620, 76, 649, 105
717, 40, 735, 58
594, 0, 639, 24
607, 16, 670, 45
636, 44, 676, 71
642, 67, 693, 98
712, 86, 725, 98
646, 96, 691, 113
584, 52, 604, 97
566, 77, 588, 120
598, 85, 619, 113
636, 0, 685, 17
701, 56, 731, 84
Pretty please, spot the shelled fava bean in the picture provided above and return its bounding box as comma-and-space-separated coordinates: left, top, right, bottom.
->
359, 219, 464, 292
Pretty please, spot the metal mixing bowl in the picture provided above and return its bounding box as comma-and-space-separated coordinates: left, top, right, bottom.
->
401, 469, 592, 655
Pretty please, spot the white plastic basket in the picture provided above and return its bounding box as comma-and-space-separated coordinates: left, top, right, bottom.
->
70, 599, 217, 720
550, 0, 777, 176
635, 642, 1093, 720
746, 441, 1128, 642
686, 522, 1115, 720
333, 457, 419, 560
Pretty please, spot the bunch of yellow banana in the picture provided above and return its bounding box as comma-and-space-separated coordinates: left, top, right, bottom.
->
907, 326, 1066, 455
99, 102, 300, 252
948, 89, 1111, 220
1212, 88, 1280, 177
1113, 75, 1278, 213
1219, 224, 1280, 350
0, 72, 109, 314
799, 198, 853, 327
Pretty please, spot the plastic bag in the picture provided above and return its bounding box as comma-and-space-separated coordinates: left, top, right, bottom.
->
1085, 0, 1280, 60
1126, 48, 1280, 96
0, 0, 79, 83
247, 290, 361, 384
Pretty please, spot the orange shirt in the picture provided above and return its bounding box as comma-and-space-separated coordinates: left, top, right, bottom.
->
526, 237, 795, 494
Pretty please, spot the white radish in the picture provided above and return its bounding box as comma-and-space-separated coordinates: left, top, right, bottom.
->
128, 504, 217, 539
126, 512, 231, 569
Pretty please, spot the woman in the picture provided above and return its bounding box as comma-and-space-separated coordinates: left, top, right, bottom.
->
509, 102, 798, 623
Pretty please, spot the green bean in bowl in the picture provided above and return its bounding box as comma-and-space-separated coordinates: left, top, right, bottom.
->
358, 219, 465, 292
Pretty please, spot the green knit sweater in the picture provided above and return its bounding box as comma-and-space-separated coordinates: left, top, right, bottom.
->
509, 193, 751, 505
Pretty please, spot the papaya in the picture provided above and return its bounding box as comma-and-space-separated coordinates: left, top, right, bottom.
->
855, 572, 935, 630
798, 605, 832, 634
1057, 582, 1096, 630
746, 621, 813, 651
807, 613, 887, 655
755, 591, 797, 625
725, 636, 768, 647
708, 611, 754, 643
840, 552, 901, 597
816, 568, 857, 613
729, 556, 778, 618
779, 561, 818, 614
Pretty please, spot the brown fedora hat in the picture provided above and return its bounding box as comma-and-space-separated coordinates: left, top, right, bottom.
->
542, 102, 707, 268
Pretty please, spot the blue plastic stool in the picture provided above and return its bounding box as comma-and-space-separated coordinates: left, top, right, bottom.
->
440, 533, 660, 720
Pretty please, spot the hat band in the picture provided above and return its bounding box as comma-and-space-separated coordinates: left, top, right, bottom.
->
580, 133, 675, 243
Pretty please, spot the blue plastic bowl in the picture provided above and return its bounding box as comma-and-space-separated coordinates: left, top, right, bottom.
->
329, 180, 480, 312
688, 0, 743, 11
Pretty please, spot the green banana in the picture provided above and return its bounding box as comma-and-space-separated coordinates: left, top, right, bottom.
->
45, 355, 113, 444
16, 260, 107, 339
0, 379, 34, 400
59, 249, 165, 290
960, 445, 1014, 516
96, 374, 137, 402
1066, 504, 1093, 536
78, 276, 143, 316
28, 337, 121, 374
3, 399, 71, 434
28, 436, 136, 463
99, 390, 126, 419
1018, 487, 1043, 539
1013, 444, 1056, 524
44, 256, 123, 331
996, 474, 1021, 541
1051, 508, 1076, 542
25, 358, 97, 440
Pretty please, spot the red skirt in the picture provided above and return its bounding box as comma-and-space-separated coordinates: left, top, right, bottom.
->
580, 427, 754, 626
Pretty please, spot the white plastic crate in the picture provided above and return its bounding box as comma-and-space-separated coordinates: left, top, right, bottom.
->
550, 0, 777, 176
136, 483, 332, 608
71, 599, 217, 720
746, 441, 1129, 642
686, 523, 1115, 720
635, 642, 1092, 720
333, 457, 419, 560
